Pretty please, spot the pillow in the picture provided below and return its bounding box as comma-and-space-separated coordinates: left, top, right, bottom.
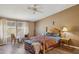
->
24, 40, 33, 45
46, 32, 59, 37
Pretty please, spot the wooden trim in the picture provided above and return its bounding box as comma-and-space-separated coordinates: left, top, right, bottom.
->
64, 44, 79, 49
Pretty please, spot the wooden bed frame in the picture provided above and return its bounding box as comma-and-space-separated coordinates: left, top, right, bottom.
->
24, 42, 43, 54
24, 39, 60, 54
24, 28, 61, 54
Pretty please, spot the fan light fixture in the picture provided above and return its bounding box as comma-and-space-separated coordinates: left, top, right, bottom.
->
27, 4, 41, 14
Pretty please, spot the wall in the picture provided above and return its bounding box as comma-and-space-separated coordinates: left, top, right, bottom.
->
36, 5, 79, 47
28, 22, 35, 36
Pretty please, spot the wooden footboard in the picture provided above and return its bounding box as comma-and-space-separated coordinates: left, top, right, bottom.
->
24, 43, 35, 54
24, 39, 60, 54
24, 42, 43, 54
42, 39, 60, 53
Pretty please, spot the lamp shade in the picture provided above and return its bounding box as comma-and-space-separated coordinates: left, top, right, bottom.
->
62, 27, 68, 32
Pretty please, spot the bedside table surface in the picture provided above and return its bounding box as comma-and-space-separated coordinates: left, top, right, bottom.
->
60, 38, 71, 45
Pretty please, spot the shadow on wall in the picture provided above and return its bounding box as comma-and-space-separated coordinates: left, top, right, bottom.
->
70, 26, 79, 35
66, 26, 79, 47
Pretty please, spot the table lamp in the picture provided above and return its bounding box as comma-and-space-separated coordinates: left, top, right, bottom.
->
62, 26, 68, 38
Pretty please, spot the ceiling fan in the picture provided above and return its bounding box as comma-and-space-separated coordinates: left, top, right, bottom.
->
27, 4, 42, 14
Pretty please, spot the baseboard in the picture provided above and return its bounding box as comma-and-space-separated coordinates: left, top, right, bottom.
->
64, 44, 79, 49
0, 44, 4, 46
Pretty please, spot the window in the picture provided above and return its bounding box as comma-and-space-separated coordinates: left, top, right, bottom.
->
7, 20, 16, 39
0, 19, 29, 43
16, 21, 29, 39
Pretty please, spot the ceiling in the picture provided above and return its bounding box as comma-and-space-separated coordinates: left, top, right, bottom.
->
0, 4, 76, 22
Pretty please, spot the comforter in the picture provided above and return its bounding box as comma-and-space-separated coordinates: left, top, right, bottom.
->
24, 35, 60, 53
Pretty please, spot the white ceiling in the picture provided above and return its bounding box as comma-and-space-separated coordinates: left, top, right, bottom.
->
0, 4, 76, 22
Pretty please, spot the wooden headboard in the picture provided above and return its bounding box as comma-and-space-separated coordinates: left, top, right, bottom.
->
48, 27, 61, 34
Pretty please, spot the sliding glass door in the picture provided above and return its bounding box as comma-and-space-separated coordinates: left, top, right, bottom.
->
0, 19, 29, 44
6, 20, 16, 42
16, 21, 29, 42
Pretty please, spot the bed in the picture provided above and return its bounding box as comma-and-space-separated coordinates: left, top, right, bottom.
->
44, 36, 61, 52
24, 28, 61, 54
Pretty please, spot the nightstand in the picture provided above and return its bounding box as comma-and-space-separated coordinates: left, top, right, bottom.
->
60, 38, 71, 47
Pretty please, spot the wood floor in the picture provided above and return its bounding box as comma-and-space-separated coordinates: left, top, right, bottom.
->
46, 46, 79, 54
46, 48, 78, 54
0, 43, 79, 54
0, 43, 30, 54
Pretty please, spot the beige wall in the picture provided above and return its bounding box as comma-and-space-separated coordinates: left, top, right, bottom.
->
36, 5, 79, 47
28, 22, 35, 36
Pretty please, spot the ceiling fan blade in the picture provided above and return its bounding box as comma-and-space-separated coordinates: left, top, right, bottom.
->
27, 4, 42, 14
33, 4, 37, 7
27, 7, 32, 9
33, 4, 38, 7
36, 9, 42, 13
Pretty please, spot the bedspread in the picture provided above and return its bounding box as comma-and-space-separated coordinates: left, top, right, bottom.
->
24, 35, 60, 53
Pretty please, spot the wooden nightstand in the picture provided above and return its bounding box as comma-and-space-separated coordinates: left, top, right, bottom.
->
60, 38, 71, 47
